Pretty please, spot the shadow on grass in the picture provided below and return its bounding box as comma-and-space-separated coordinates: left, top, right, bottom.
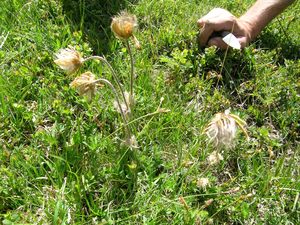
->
256, 26, 300, 61
60, 0, 137, 55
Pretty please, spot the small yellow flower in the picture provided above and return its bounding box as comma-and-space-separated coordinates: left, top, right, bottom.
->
70, 72, 97, 103
111, 10, 137, 40
54, 46, 83, 78
202, 109, 249, 148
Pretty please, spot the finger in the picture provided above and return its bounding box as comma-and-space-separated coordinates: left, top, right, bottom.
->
208, 37, 229, 50
199, 17, 236, 47
237, 36, 248, 49
197, 8, 229, 28
197, 19, 204, 28
199, 20, 217, 47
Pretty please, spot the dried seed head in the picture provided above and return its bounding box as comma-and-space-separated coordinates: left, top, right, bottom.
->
111, 10, 137, 40
179, 197, 189, 210
204, 199, 213, 207
54, 46, 83, 78
207, 151, 223, 165
197, 178, 211, 190
70, 72, 96, 103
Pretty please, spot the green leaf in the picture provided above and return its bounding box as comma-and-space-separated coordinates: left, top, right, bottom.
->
259, 127, 269, 137
2, 219, 12, 225
19, 66, 28, 73
12, 212, 20, 221
241, 202, 249, 220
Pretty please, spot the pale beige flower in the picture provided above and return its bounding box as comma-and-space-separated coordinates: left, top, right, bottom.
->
124, 91, 136, 109
113, 101, 132, 119
268, 148, 275, 158
122, 135, 138, 148
111, 10, 137, 40
54, 46, 83, 78
132, 35, 141, 50
113, 91, 135, 118
70, 72, 97, 103
207, 151, 223, 165
197, 178, 211, 190
208, 219, 214, 225
202, 109, 249, 148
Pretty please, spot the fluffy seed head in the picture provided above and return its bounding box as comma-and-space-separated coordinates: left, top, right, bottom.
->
54, 46, 83, 78
197, 178, 211, 190
202, 109, 249, 149
111, 10, 137, 40
207, 151, 224, 165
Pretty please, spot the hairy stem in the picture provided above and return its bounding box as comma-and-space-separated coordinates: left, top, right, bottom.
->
84, 56, 130, 111
94, 78, 131, 138
199, 164, 211, 177
126, 40, 134, 96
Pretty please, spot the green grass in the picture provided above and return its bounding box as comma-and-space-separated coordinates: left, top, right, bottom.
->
0, 0, 299, 224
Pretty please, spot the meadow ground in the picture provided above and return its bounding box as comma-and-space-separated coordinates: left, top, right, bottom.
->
0, 0, 300, 224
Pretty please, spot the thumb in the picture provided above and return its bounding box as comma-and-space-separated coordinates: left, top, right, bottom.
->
197, 19, 205, 28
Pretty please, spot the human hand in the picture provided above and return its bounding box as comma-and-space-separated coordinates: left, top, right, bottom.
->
197, 8, 253, 49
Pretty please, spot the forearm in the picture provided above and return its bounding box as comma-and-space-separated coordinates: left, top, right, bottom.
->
239, 0, 295, 41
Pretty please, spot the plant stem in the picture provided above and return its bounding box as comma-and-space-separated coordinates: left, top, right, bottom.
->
104, 109, 171, 140
217, 20, 236, 87
199, 164, 211, 177
84, 56, 130, 111
126, 40, 134, 96
93, 78, 131, 138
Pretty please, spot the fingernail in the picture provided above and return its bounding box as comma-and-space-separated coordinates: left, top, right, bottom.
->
197, 19, 203, 27
209, 40, 218, 47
